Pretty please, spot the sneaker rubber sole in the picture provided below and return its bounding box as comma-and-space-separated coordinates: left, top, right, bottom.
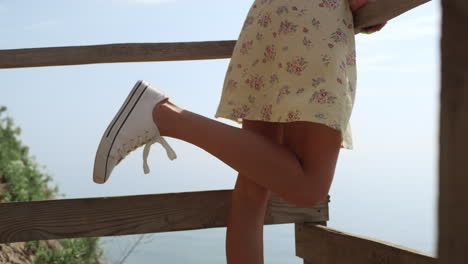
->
93, 80, 148, 184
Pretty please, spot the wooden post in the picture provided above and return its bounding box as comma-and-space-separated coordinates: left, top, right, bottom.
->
438, 0, 468, 263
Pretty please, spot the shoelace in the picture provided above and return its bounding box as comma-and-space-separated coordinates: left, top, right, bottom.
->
142, 136, 177, 174
116, 134, 177, 174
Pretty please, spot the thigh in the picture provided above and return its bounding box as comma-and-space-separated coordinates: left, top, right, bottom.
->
233, 119, 284, 202
282, 121, 342, 197
242, 119, 284, 144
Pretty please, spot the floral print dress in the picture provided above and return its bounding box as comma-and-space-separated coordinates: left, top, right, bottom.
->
214, 0, 357, 150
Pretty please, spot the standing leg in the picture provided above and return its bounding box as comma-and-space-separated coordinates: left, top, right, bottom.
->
226, 119, 283, 264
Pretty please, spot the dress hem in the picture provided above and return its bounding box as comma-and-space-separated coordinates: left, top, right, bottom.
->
213, 112, 353, 150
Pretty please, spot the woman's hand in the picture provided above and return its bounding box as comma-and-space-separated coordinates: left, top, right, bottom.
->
349, 0, 387, 34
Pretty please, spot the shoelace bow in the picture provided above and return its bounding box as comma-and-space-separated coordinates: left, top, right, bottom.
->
116, 132, 177, 174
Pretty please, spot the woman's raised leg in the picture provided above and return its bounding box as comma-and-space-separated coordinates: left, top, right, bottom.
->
153, 98, 342, 208
226, 119, 282, 264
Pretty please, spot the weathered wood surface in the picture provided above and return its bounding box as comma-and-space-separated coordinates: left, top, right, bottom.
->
295, 223, 436, 264
438, 0, 468, 263
0, 41, 236, 69
0, 190, 329, 243
353, 0, 431, 33
0, 0, 430, 69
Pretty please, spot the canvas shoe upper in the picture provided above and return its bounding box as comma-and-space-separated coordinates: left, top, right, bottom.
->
93, 80, 177, 184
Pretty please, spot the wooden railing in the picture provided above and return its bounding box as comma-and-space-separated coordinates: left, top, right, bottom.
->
0, 189, 436, 264
0, 190, 328, 243
296, 224, 435, 264
0, 0, 429, 69
0, 0, 438, 263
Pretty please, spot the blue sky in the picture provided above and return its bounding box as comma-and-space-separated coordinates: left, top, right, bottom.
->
1, 0, 440, 259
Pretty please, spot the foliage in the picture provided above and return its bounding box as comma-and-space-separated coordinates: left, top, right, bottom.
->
0, 106, 58, 202
26, 238, 103, 264
0, 106, 103, 264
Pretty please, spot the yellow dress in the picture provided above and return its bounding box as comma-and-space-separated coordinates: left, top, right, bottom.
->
214, 0, 356, 150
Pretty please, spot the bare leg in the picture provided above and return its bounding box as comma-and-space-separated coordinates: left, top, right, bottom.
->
226, 120, 281, 264
153, 99, 312, 207
227, 176, 271, 264
153, 99, 342, 264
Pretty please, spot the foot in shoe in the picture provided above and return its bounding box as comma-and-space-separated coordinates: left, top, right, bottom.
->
93, 80, 177, 184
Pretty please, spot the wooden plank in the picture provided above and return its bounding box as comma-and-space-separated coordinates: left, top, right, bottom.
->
353, 0, 431, 33
438, 0, 468, 263
295, 223, 436, 264
0, 190, 329, 243
0, 41, 236, 69
0, 0, 431, 69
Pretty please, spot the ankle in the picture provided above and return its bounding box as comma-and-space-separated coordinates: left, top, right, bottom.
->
152, 99, 183, 137
152, 99, 169, 136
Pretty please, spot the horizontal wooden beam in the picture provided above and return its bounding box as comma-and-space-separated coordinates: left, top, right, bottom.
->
295, 223, 436, 264
0, 0, 430, 69
0, 41, 236, 69
0, 190, 329, 243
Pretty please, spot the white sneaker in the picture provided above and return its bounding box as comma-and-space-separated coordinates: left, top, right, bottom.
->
93, 80, 177, 184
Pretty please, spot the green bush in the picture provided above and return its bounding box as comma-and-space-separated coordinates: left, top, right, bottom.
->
0, 105, 58, 202
0, 106, 104, 264
26, 238, 102, 264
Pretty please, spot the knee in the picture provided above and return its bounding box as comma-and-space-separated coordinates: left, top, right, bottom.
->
288, 171, 330, 208
233, 178, 271, 206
